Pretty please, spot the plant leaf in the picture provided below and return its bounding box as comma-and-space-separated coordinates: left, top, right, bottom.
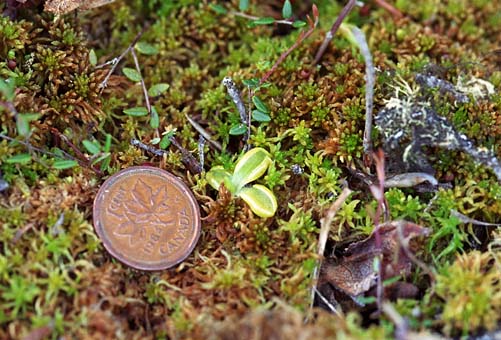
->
16, 113, 39, 137
252, 95, 270, 113
252, 17, 275, 25
209, 4, 228, 14
150, 106, 159, 129
282, 0, 292, 19
229, 124, 247, 135
82, 140, 100, 155
148, 83, 170, 97
292, 20, 306, 28
232, 147, 271, 190
239, 0, 249, 11
206, 166, 232, 191
89, 49, 97, 66
252, 110, 271, 122
5, 153, 31, 164
53, 159, 79, 169
91, 152, 110, 166
103, 133, 112, 152
122, 67, 142, 82
239, 184, 277, 217
135, 42, 159, 55
124, 107, 148, 116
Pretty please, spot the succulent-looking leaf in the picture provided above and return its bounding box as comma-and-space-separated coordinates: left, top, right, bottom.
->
206, 166, 232, 191
232, 148, 271, 190
239, 184, 277, 218
122, 67, 142, 82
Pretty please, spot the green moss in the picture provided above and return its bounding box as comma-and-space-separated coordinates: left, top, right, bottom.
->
435, 251, 501, 336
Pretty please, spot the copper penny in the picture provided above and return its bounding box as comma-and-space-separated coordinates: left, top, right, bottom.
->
93, 166, 201, 271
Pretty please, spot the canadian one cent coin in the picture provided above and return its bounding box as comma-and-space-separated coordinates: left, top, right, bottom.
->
93, 166, 201, 271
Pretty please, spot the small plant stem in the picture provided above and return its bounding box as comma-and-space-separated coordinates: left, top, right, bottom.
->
310, 186, 352, 314
99, 29, 145, 92
346, 26, 376, 162
313, 0, 357, 65
231, 11, 294, 25
169, 137, 203, 174
50, 128, 104, 175
130, 48, 158, 137
382, 302, 408, 340
374, 0, 403, 20
0, 133, 63, 159
260, 4, 319, 84
184, 114, 222, 151
0, 100, 16, 115
395, 221, 435, 283
371, 149, 388, 314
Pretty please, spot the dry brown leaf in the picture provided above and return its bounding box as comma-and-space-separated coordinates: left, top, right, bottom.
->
321, 221, 429, 298
44, 0, 116, 15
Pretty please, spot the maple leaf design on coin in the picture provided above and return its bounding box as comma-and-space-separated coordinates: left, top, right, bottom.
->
114, 179, 175, 246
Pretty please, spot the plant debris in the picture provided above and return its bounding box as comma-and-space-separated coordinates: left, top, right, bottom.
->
319, 221, 429, 307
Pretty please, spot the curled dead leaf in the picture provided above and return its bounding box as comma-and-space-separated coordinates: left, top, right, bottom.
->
320, 221, 429, 299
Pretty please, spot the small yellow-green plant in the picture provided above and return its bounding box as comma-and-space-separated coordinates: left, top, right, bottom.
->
206, 148, 277, 218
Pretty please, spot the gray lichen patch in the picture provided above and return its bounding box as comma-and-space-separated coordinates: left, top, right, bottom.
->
375, 77, 501, 180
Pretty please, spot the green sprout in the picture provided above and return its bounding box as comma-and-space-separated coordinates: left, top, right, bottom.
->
206, 147, 277, 218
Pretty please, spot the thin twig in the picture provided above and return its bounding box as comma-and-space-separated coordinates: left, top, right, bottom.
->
395, 221, 435, 283
222, 77, 247, 125
313, 287, 341, 316
0, 133, 69, 160
130, 138, 167, 157
382, 302, 408, 340
50, 128, 104, 175
198, 135, 205, 169
260, 4, 319, 84
374, 0, 403, 20
346, 25, 375, 161
222, 76, 249, 147
169, 137, 202, 174
313, 0, 357, 65
184, 113, 222, 151
99, 30, 144, 92
131, 48, 151, 115
310, 186, 352, 313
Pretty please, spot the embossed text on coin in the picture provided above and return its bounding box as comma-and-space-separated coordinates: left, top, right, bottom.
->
93, 166, 201, 270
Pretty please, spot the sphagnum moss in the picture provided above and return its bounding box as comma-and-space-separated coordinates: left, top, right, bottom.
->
1, 0, 501, 338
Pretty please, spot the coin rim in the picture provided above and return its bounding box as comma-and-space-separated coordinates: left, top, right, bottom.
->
93, 166, 201, 271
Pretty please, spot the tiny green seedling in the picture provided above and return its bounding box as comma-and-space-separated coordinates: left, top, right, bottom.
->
206, 147, 277, 218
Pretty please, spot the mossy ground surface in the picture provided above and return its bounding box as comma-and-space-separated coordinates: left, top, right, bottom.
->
1, 0, 500, 339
